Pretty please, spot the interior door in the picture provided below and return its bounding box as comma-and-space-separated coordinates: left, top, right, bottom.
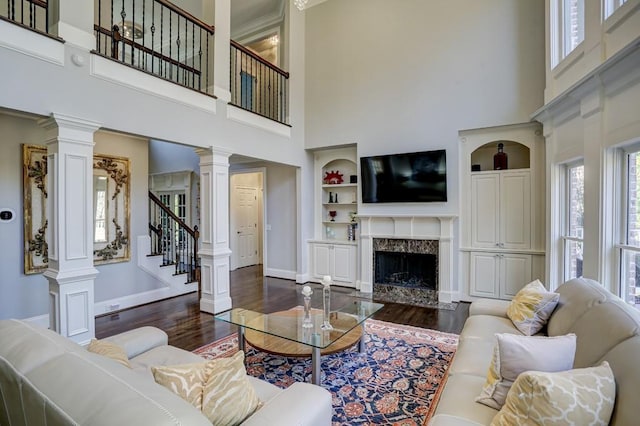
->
235, 186, 258, 268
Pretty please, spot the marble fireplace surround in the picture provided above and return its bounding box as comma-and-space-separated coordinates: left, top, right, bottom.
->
358, 215, 456, 304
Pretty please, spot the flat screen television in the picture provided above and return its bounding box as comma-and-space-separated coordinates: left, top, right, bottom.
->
360, 149, 447, 203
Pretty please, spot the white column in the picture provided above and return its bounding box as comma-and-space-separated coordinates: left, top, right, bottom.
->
40, 113, 101, 345
213, 0, 231, 102
197, 147, 232, 313
438, 217, 455, 303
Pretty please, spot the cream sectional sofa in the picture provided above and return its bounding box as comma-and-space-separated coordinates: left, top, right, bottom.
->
0, 319, 332, 425
429, 277, 640, 425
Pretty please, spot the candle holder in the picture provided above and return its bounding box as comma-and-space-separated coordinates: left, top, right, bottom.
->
321, 276, 333, 331
301, 285, 313, 328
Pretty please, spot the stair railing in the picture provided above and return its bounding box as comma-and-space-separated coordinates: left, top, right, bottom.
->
2, 0, 49, 33
148, 191, 200, 287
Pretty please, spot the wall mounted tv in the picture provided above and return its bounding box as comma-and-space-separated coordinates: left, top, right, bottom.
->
360, 149, 447, 203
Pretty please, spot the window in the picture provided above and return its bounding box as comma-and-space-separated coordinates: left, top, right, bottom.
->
619, 149, 640, 309
604, 0, 627, 19
551, 0, 585, 67
562, 162, 584, 280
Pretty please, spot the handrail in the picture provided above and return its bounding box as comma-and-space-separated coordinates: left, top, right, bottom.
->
154, 0, 214, 34
149, 191, 197, 238
230, 39, 290, 78
94, 25, 201, 75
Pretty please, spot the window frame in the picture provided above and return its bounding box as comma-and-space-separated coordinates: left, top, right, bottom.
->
561, 161, 585, 281
551, 0, 585, 68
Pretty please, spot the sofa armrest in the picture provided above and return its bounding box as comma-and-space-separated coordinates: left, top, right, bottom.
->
103, 327, 168, 359
241, 382, 332, 426
428, 414, 487, 426
468, 299, 511, 318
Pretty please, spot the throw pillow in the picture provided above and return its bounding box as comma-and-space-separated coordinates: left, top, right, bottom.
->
87, 339, 131, 368
152, 362, 209, 409
491, 361, 616, 426
475, 333, 576, 410
152, 351, 261, 426
201, 351, 261, 426
507, 279, 559, 335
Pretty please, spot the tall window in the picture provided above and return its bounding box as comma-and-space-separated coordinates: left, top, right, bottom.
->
552, 0, 585, 67
563, 162, 584, 280
604, 0, 627, 19
619, 149, 640, 309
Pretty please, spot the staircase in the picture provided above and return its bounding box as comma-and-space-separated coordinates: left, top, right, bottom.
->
137, 191, 200, 296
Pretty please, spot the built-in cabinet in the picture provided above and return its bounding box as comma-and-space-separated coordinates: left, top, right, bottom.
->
460, 123, 545, 300
309, 147, 359, 288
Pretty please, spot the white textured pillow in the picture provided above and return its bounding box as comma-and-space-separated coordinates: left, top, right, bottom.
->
476, 333, 576, 410
491, 361, 616, 426
507, 280, 559, 335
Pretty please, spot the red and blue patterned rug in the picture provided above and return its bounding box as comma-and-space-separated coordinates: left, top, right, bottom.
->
194, 319, 458, 426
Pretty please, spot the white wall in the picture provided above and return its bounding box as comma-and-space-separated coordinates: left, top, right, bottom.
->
265, 163, 297, 274
305, 0, 546, 217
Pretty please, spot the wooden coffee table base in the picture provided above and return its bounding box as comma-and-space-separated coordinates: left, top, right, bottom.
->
238, 310, 366, 385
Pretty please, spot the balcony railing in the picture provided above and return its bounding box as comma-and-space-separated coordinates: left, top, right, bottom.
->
230, 40, 290, 125
1, 0, 48, 33
94, 0, 214, 95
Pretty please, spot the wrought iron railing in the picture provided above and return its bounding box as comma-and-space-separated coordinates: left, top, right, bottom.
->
94, 0, 214, 95
149, 191, 200, 286
1, 0, 48, 33
230, 40, 290, 125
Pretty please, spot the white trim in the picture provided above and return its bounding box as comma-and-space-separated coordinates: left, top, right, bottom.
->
227, 104, 291, 138
90, 54, 217, 114
265, 268, 297, 280
55, 22, 94, 50
296, 273, 310, 283
0, 20, 64, 66
94, 286, 196, 316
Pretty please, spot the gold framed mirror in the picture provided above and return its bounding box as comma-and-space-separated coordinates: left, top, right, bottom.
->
22, 144, 131, 274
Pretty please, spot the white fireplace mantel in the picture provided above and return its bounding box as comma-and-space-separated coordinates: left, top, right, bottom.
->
357, 214, 457, 303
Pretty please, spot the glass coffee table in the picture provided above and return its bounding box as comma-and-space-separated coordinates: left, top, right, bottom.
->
214, 300, 384, 385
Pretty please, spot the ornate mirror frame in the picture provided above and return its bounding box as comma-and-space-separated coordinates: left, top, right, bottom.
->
23, 144, 131, 274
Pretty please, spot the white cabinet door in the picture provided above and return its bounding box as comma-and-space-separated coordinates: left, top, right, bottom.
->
312, 243, 331, 279
310, 243, 356, 287
501, 172, 531, 250
500, 253, 532, 298
333, 244, 356, 286
471, 174, 500, 248
470, 252, 499, 298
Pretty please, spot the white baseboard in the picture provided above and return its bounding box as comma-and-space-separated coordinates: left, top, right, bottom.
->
95, 284, 197, 316
265, 268, 297, 280
22, 314, 50, 329
360, 281, 373, 293
296, 273, 310, 283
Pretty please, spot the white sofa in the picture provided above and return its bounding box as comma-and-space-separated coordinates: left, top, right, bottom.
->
0, 319, 332, 425
429, 277, 640, 425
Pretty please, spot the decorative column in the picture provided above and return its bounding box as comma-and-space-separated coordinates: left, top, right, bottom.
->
40, 113, 101, 345
52, 0, 95, 49
438, 217, 455, 303
196, 147, 232, 313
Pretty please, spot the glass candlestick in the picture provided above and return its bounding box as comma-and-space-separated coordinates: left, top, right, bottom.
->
301, 285, 313, 328
321, 276, 333, 331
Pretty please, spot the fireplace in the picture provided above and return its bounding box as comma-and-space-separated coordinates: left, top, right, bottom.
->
373, 238, 439, 307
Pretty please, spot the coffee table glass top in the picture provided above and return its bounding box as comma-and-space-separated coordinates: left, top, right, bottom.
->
214, 300, 384, 349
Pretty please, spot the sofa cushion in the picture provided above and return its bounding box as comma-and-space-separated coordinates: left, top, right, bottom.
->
432, 373, 499, 425
87, 339, 131, 368
491, 362, 615, 426
459, 315, 522, 341
448, 337, 495, 377
601, 336, 640, 426
506, 280, 559, 335
547, 278, 608, 337
130, 344, 206, 379
475, 333, 576, 410
152, 351, 261, 426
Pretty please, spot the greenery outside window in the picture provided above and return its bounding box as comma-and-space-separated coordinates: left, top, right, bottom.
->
563, 162, 584, 280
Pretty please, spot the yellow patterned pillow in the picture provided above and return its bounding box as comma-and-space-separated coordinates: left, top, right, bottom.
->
152, 351, 261, 426
507, 279, 559, 335
87, 339, 131, 368
491, 361, 616, 426
152, 362, 209, 408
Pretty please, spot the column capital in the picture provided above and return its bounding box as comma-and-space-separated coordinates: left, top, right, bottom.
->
38, 113, 102, 146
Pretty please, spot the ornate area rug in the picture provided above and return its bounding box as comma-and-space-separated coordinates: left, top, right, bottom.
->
194, 319, 458, 425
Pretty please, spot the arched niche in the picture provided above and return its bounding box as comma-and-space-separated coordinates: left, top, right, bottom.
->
470, 140, 530, 172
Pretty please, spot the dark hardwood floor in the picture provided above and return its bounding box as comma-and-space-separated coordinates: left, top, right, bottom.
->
96, 265, 470, 351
